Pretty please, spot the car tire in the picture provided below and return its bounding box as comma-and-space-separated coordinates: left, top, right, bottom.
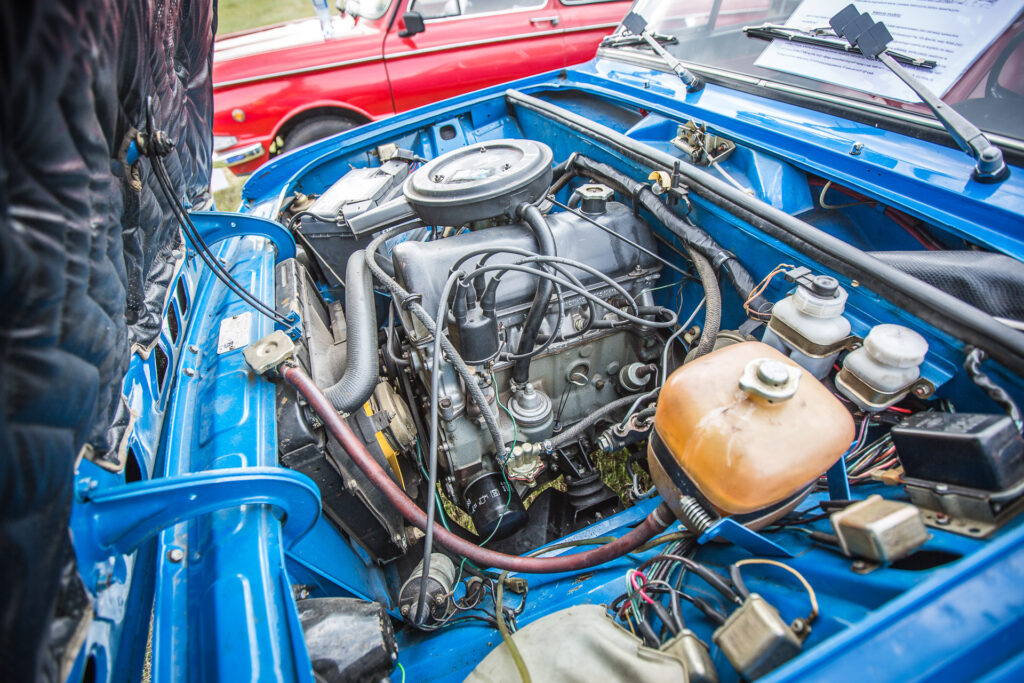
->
281, 115, 360, 152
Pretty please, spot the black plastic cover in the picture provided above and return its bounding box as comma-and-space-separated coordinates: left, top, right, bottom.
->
892, 412, 1024, 491
870, 251, 1024, 321
297, 598, 397, 683
0, 0, 214, 678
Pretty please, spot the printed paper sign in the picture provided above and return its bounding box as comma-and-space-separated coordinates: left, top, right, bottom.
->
754, 0, 1022, 102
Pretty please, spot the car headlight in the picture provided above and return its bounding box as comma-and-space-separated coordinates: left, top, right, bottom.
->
213, 135, 238, 152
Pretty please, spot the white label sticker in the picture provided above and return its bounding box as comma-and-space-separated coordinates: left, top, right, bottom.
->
217, 312, 252, 354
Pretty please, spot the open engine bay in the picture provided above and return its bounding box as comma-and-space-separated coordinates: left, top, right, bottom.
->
209, 80, 1024, 682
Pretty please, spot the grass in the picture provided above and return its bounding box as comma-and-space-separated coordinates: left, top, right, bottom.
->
213, 169, 246, 211
217, 0, 315, 35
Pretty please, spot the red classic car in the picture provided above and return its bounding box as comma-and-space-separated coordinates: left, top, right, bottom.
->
212, 0, 631, 174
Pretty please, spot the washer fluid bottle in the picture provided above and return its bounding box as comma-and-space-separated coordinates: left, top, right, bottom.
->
762, 269, 851, 379
648, 342, 854, 522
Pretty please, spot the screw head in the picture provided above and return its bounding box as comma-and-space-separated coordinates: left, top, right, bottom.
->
934, 512, 951, 525
167, 548, 185, 563
183, 367, 195, 377
439, 397, 452, 409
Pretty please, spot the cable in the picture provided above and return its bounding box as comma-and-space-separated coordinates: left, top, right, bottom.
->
286, 363, 677, 573
661, 297, 706, 384
733, 559, 818, 623
547, 196, 691, 278
549, 390, 656, 449
497, 572, 532, 683
462, 263, 677, 329
964, 346, 1023, 430
149, 154, 293, 328
364, 225, 507, 462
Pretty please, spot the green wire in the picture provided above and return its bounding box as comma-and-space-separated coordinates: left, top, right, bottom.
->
397, 662, 406, 683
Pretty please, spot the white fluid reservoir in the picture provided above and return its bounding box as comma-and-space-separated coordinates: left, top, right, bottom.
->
762, 273, 851, 379
836, 324, 929, 412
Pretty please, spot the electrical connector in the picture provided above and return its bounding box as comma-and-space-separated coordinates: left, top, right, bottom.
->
712, 594, 807, 679
830, 494, 931, 563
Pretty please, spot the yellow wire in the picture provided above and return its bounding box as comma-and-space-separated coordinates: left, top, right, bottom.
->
734, 559, 819, 623
623, 610, 637, 637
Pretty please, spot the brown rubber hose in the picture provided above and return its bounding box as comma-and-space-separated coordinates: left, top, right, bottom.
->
281, 364, 673, 573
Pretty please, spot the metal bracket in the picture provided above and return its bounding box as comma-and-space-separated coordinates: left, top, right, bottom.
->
827, 457, 852, 501
76, 467, 321, 557
189, 211, 297, 262
698, 518, 794, 558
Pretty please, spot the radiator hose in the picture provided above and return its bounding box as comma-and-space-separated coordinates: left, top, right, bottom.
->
283, 364, 673, 573
323, 250, 378, 413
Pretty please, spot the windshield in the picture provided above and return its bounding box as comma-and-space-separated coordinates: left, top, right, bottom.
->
346, 0, 394, 20
611, 0, 1024, 140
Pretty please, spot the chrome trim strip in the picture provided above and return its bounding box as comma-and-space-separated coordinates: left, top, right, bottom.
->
213, 142, 265, 167
386, 29, 564, 60
214, 55, 384, 89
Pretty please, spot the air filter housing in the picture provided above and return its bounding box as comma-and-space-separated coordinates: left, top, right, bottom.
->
346, 139, 553, 234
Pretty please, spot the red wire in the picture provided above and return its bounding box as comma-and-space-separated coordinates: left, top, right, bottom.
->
809, 178, 940, 251
630, 571, 657, 607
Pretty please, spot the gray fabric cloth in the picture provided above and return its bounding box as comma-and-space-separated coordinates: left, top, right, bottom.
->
466, 605, 691, 683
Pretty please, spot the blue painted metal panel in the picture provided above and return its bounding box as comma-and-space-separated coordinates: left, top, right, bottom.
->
80, 47, 1024, 682
150, 236, 312, 683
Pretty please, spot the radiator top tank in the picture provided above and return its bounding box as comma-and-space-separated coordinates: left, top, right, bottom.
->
649, 342, 855, 522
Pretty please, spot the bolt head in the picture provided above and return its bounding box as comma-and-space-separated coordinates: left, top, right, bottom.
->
167, 548, 185, 563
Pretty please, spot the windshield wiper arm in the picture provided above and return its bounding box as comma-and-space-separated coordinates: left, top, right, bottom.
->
744, 24, 936, 69
621, 11, 704, 93
601, 30, 677, 50
830, 4, 1008, 183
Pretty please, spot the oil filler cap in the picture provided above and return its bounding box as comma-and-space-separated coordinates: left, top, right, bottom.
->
739, 358, 800, 403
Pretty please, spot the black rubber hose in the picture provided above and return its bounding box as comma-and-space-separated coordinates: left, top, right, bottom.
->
323, 250, 379, 413
566, 155, 766, 315
512, 204, 557, 384
684, 247, 720, 359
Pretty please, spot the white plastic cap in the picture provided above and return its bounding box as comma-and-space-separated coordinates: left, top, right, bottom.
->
864, 324, 929, 368
793, 282, 847, 318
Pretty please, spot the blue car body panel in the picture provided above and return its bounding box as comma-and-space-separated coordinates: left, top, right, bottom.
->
70, 53, 1024, 682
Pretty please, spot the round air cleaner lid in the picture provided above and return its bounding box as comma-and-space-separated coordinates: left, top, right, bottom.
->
404, 139, 553, 225
344, 139, 553, 235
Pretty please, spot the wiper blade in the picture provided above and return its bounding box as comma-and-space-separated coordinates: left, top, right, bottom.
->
829, 4, 1007, 183
620, 11, 704, 93
600, 30, 677, 49
744, 24, 936, 69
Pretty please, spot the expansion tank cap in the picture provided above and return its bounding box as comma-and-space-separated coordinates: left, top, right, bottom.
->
739, 358, 801, 403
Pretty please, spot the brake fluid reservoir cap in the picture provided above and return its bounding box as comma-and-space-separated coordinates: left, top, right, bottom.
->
739, 358, 800, 403
863, 324, 928, 368
793, 277, 847, 318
